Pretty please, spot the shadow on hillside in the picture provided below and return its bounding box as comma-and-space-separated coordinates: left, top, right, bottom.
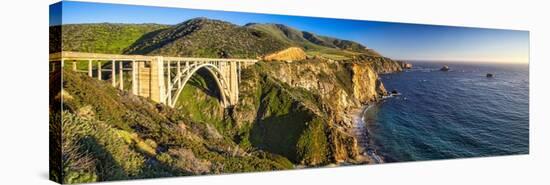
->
250, 85, 312, 163
123, 28, 170, 55
78, 137, 126, 181
187, 68, 223, 101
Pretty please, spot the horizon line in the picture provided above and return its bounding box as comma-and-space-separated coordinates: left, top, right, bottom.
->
398, 58, 529, 64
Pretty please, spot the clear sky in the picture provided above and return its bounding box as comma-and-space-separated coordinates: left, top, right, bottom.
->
51, 1, 529, 63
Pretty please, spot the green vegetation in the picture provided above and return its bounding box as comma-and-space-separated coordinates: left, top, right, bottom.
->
125, 18, 290, 58
229, 63, 331, 165
50, 70, 293, 184
50, 18, 388, 60
169, 63, 331, 165
174, 68, 233, 135
245, 23, 381, 60
296, 117, 329, 165
249, 76, 314, 162
50, 23, 169, 54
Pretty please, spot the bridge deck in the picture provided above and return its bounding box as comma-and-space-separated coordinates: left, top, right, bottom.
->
49, 51, 258, 62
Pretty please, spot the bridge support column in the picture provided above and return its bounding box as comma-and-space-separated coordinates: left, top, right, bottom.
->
111, 60, 116, 87
228, 61, 239, 105
88, 60, 93, 77
148, 56, 165, 104
237, 62, 241, 84
177, 61, 181, 89
119, 61, 124, 90
131, 60, 138, 95
97, 61, 102, 80
166, 60, 172, 106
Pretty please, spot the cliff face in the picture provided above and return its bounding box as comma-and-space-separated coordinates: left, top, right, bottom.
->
232, 57, 399, 165
256, 59, 386, 124
349, 55, 404, 74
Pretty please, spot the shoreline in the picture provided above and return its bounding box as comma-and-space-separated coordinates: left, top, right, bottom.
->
350, 103, 385, 164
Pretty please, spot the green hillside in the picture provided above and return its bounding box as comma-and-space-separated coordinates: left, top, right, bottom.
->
49, 23, 169, 54
50, 18, 388, 60
124, 18, 291, 58
243, 23, 311, 46
50, 69, 293, 183
245, 23, 382, 59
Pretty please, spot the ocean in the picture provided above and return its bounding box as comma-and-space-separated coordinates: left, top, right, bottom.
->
361, 61, 529, 163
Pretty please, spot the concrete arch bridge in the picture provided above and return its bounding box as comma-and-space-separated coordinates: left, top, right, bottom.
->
49, 51, 258, 108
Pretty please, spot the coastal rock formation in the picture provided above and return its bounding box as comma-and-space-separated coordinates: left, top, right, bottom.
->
347, 55, 404, 74
262, 47, 307, 62
391, 89, 399, 95
233, 56, 400, 165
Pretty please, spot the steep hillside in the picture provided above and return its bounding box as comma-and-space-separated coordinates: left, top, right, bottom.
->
230, 59, 392, 165
243, 23, 309, 46
124, 18, 291, 58
49, 70, 293, 184
49, 23, 169, 54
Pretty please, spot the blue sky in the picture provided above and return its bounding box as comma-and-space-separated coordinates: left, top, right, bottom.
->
51, 1, 529, 63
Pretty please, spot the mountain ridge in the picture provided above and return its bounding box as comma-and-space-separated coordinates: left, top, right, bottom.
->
123, 18, 290, 58
53, 17, 388, 60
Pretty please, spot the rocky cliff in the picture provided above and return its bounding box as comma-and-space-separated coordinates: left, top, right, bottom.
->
231, 57, 398, 165
348, 55, 405, 74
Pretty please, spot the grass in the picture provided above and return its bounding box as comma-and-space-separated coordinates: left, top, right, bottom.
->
125, 18, 290, 58
296, 117, 329, 165
174, 68, 233, 134
233, 64, 331, 165
50, 23, 169, 54
52, 70, 294, 183
60, 111, 146, 182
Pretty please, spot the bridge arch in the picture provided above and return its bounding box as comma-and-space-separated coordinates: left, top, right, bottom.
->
169, 63, 232, 108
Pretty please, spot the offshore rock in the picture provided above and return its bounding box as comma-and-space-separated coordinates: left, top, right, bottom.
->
440, 65, 450, 71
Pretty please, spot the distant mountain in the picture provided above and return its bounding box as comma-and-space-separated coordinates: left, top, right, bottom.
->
49, 23, 169, 54
51, 18, 387, 60
245, 23, 382, 58
124, 18, 291, 58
